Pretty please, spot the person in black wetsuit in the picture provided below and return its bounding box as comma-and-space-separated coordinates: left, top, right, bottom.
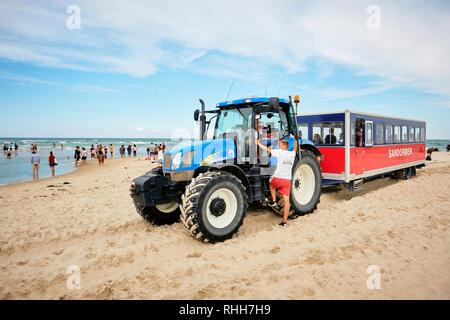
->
74, 146, 81, 168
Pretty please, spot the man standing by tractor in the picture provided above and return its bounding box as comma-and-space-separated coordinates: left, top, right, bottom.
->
256, 138, 297, 227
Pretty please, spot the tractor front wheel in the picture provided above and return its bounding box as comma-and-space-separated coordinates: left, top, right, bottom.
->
180, 171, 248, 243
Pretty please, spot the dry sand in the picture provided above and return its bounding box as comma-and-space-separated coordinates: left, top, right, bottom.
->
0, 153, 449, 300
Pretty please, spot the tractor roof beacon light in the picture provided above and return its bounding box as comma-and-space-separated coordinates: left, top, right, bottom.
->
294, 95, 300, 115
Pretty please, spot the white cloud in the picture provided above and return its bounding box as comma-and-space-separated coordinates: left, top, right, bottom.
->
0, 0, 449, 97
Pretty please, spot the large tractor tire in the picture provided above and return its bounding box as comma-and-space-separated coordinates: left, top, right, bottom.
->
136, 202, 181, 225
135, 166, 181, 225
180, 171, 248, 243
275, 151, 322, 217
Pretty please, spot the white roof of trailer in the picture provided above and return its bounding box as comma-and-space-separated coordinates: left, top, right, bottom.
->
297, 110, 426, 123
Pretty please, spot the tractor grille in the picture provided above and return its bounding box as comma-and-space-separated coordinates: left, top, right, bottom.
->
164, 154, 172, 169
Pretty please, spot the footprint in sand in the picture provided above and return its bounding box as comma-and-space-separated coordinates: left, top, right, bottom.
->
52, 249, 65, 256
269, 246, 281, 254
85, 253, 97, 259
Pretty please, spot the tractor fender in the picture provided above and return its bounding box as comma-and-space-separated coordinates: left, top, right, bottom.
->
300, 142, 323, 162
194, 164, 252, 200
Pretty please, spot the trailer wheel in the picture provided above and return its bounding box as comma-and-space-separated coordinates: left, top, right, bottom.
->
180, 171, 247, 243
277, 151, 322, 217
136, 202, 180, 225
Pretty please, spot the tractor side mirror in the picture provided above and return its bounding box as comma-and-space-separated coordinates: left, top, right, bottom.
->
194, 109, 200, 121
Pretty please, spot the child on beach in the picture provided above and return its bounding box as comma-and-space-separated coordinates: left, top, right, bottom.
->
81, 147, 87, 166
110, 144, 114, 158
31, 150, 40, 180
49, 151, 56, 176
133, 144, 137, 157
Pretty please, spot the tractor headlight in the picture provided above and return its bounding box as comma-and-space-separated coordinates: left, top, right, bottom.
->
171, 152, 182, 169
182, 151, 195, 167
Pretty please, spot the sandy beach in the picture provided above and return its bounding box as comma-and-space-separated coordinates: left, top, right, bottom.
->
0, 153, 449, 300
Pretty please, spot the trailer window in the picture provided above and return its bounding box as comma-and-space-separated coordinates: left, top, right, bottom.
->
415, 127, 420, 142
409, 127, 415, 142
365, 122, 373, 146
420, 127, 426, 142
312, 124, 323, 144
393, 126, 400, 143
402, 126, 408, 142
385, 125, 393, 143
298, 124, 309, 140
313, 122, 344, 145
376, 124, 384, 144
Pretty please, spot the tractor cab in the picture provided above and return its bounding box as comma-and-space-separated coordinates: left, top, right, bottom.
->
200, 97, 299, 166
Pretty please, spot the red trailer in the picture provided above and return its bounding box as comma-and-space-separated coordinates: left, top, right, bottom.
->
296, 110, 426, 190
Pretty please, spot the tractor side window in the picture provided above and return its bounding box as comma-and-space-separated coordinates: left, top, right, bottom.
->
402, 126, 408, 142
386, 125, 393, 143
375, 124, 384, 144
298, 124, 309, 140
258, 112, 281, 142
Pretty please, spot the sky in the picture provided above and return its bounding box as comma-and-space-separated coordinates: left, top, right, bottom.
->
0, 0, 449, 139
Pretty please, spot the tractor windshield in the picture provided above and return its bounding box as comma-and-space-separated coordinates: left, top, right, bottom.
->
215, 107, 253, 138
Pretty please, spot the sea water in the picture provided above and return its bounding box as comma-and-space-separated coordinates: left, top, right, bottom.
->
0, 138, 448, 186
0, 138, 186, 186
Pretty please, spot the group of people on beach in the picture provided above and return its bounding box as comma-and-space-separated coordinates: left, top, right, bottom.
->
146, 143, 165, 160
3, 142, 19, 159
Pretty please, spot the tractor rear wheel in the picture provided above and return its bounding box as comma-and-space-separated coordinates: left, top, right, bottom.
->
180, 171, 247, 243
275, 151, 322, 217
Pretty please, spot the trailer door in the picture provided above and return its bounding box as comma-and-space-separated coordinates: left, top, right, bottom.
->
353, 117, 365, 175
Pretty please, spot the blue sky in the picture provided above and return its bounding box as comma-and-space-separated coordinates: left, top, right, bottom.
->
0, 0, 449, 139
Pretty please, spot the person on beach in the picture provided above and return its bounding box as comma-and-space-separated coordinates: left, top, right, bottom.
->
61, 144, 63, 151
81, 147, 87, 166
157, 146, 164, 161
14, 143, 18, 151
74, 146, 81, 168
104, 145, 108, 159
126, 144, 131, 157
446, 144, 450, 152
110, 144, 114, 158
256, 138, 297, 227
49, 151, 56, 176
31, 150, 40, 180
162, 143, 166, 153
97, 144, 104, 166
133, 144, 137, 157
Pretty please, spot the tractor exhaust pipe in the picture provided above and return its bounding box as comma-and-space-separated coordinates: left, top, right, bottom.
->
199, 99, 206, 140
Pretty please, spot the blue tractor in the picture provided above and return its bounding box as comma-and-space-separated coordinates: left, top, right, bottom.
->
130, 96, 323, 243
